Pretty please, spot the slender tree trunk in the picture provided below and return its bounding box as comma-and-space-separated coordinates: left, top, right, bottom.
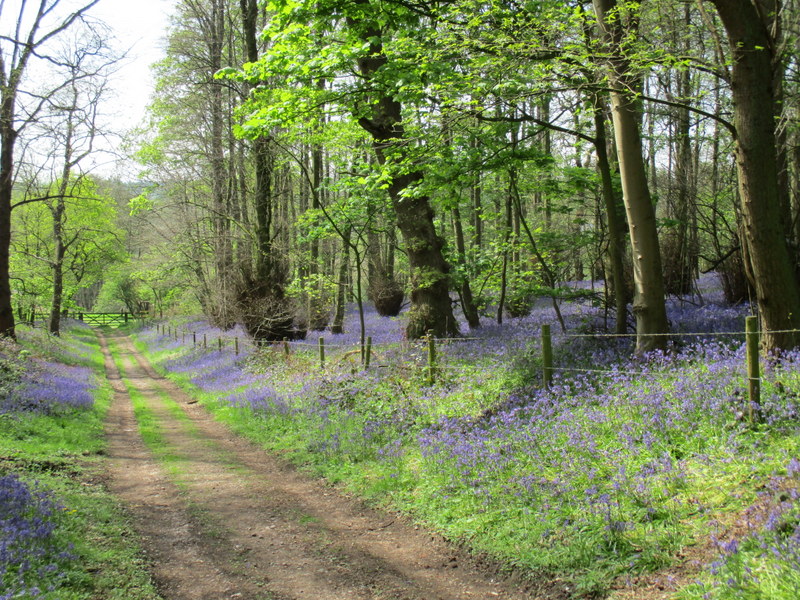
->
539, 98, 552, 229
593, 0, 669, 354
670, 54, 694, 295
49, 76, 82, 336
0, 97, 16, 338
209, 0, 230, 286
471, 137, 483, 250
452, 205, 481, 329
710, 0, 800, 351
310, 80, 325, 277
48, 194, 68, 336
497, 175, 514, 325
592, 94, 629, 333
331, 226, 351, 334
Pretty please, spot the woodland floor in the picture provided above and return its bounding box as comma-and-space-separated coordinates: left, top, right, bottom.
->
98, 331, 548, 600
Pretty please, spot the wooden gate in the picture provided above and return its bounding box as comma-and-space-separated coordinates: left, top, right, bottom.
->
73, 312, 145, 327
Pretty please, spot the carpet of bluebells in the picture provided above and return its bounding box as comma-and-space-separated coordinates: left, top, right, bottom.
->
0, 325, 96, 416
0, 474, 73, 599
0, 321, 97, 598
138, 275, 800, 598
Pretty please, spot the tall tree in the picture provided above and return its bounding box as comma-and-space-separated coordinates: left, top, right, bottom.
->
240, 0, 459, 338
36, 31, 117, 335
352, 18, 458, 338
592, 0, 669, 354
0, 0, 100, 337
707, 0, 800, 351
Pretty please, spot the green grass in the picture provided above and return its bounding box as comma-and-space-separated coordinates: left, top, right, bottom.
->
1, 323, 162, 600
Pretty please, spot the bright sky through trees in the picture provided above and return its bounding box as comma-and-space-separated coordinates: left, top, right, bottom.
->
88, 0, 175, 173
92, 0, 174, 124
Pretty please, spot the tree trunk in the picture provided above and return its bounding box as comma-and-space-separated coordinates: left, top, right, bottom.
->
241, 0, 276, 284
0, 97, 16, 338
593, 0, 669, 354
353, 23, 457, 338
710, 0, 800, 351
793, 142, 800, 250
452, 205, 481, 329
331, 226, 351, 334
471, 137, 483, 250
592, 94, 629, 334
48, 195, 68, 336
666, 10, 696, 296
497, 176, 514, 325
209, 0, 230, 287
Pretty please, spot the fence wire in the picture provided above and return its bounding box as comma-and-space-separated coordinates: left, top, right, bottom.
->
143, 320, 800, 390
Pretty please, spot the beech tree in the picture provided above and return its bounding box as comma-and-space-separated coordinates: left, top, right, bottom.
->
35, 31, 118, 335
592, 0, 669, 354
235, 0, 459, 339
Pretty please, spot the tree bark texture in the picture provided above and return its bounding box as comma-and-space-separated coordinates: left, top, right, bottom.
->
593, 0, 669, 354
354, 23, 458, 339
710, 0, 800, 351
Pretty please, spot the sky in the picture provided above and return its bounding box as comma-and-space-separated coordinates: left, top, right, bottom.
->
0, 0, 175, 178
91, 0, 176, 133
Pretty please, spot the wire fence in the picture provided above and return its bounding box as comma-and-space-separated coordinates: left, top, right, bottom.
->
145, 316, 800, 424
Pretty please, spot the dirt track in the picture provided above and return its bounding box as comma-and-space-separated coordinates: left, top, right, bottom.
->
99, 332, 546, 600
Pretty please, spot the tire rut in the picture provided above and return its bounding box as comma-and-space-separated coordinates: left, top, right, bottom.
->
101, 331, 539, 600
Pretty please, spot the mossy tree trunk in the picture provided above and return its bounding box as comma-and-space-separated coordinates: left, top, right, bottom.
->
353, 23, 458, 339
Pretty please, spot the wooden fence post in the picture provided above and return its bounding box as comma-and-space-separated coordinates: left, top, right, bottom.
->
427, 331, 436, 386
283, 339, 290, 357
542, 324, 553, 388
745, 315, 761, 424
318, 337, 325, 370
